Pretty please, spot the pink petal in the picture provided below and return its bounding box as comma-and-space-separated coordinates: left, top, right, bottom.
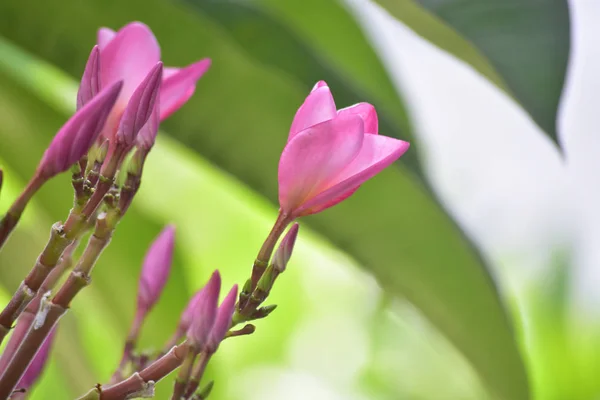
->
207, 285, 238, 353
296, 135, 410, 216
288, 83, 337, 140
97, 27, 116, 51
338, 103, 378, 134
137, 225, 175, 313
76, 46, 101, 110
159, 59, 211, 120
164, 67, 181, 80
273, 223, 299, 272
100, 22, 161, 106
187, 271, 221, 348
278, 115, 364, 216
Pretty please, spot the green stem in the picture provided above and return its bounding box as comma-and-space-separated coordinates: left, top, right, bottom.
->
184, 352, 211, 399
171, 346, 197, 400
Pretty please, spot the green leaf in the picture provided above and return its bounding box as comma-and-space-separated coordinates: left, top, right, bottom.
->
373, 0, 570, 144
0, 1, 528, 398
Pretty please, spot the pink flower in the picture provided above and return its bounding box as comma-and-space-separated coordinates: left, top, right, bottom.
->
96, 22, 211, 142
76, 45, 101, 110
37, 81, 122, 179
137, 225, 176, 315
278, 81, 410, 218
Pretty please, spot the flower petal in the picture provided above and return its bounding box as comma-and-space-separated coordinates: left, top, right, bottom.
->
288, 82, 337, 140
159, 59, 211, 120
297, 135, 409, 216
97, 27, 116, 51
278, 114, 364, 215
338, 102, 378, 134
100, 22, 160, 105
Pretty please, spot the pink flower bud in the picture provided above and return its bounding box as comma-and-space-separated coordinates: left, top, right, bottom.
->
37, 81, 122, 179
278, 81, 410, 217
17, 328, 56, 391
135, 101, 160, 152
179, 288, 204, 334
273, 223, 299, 273
206, 285, 238, 353
137, 225, 175, 315
77, 45, 101, 110
187, 271, 221, 348
116, 62, 163, 148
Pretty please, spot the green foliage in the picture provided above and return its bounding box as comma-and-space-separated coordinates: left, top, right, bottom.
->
374, 0, 570, 144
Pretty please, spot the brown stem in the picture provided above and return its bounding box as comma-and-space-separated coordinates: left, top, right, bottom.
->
248, 212, 290, 292
183, 352, 211, 399
0, 174, 45, 250
98, 343, 190, 400
0, 300, 66, 399
109, 309, 144, 385
0, 239, 79, 373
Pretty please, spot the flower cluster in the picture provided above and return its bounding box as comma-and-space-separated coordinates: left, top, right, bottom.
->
0, 20, 408, 400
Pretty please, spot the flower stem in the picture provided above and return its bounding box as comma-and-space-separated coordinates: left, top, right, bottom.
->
171, 345, 197, 400
0, 174, 45, 250
248, 212, 290, 293
183, 352, 211, 399
95, 342, 190, 400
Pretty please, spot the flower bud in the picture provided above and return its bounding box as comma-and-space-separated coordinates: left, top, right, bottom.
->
137, 225, 176, 315
187, 271, 221, 348
77, 45, 101, 110
206, 285, 238, 353
273, 223, 299, 273
116, 62, 163, 148
37, 81, 122, 179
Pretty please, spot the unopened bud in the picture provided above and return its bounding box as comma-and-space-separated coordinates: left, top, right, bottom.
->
197, 381, 214, 400
127, 148, 147, 177
206, 285, 238, 353
252, 304, 277, 320
77, 45, 101, 110
273, 223, 299, 273
187, 271, 221, 348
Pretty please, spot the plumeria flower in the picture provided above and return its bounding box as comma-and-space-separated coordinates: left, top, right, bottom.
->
95, 22, 211, 143
278, 81, 410, 218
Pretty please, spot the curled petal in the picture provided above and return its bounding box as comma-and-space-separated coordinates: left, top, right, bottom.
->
159, 59, 211, 120
288, 82, 337, 140
97, 27, 116, 51
297, 135, 410, 216
337, 102, 378, 135
38, 81, 122, 178
100, 22, 161, 105
77, 46, 101, 110
116, 62, 163, 148
278, 115, 364, 216
137, 225, 176, 313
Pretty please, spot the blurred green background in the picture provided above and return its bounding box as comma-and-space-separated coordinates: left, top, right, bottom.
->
0, 0, 589, 399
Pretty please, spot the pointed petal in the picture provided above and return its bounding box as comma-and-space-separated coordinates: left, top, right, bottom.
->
97, 27, 116, 51
338, 102, 378, 134
187, 271, 221, 348
207, 285, 238, 353
297, 135, 410, 216
116, 63, 163, 148
77, 46, 101, 110
278, 115, 364, 215
137, 225, 175, 313
136, 100, 160, 151
159, 59, 211, 120
288, 83, 337, 140
180, 288, 204, 332
38, 81, 122, 178
100, 22, 160, 104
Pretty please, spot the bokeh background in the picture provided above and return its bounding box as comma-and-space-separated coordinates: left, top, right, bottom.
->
0, 0, 594, 399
